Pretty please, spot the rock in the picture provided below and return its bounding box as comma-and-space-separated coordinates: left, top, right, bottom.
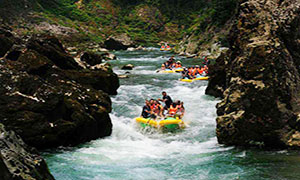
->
27, 35, 81, 70
118, 74, 129, 79
66, 47, 77, 52
206, 0, 300, 148
17, 49, 54, 76
121, 64, 134, 70
0, 28, 15, 57
136, 46, 145, 50
179, 52, 186, 56
64, 70, 120, 95
6, 50, 22, 61
205, 52, 228, 98
81, 51, 103, 66
91, 63, 111, 72
33, 22, 78, 36
0, 33, 119, 150
127, 47, 135, 51
99, 48, 109, 52
0, 123, 54, 179
102, 52, 116, 60
186, 53, 197, 58
104, 34, 134, 50
0, 59, 114, 149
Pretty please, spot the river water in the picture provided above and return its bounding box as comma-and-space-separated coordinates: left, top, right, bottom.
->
44, 49, 300, 180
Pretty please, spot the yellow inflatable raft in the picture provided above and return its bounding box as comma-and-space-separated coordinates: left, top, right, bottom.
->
180, 78, 193, 82
194, 76, 209, 81
136, 117, 185, 131
161, 69, 175, 73
180, 76, 209, 82
160, 48, 172, 51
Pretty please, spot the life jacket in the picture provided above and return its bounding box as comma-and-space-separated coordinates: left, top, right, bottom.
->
192, 68, 198, 76
176, 64, 182, 68
200, 68, 205, 74
166, 45, 170, 49
169, 106, 178, 115
150, 104, 156, 110
150, 104, 156, 113
161, 46, 165, 49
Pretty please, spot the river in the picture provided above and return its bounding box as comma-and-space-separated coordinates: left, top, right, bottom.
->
43, 49, 300, 180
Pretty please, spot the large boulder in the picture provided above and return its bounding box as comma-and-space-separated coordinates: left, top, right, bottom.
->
206, 0, 300, 148
0, 33, 119, 150
64, 70, 119, 95
0, 123, 54, 180
80, 51, 103, 66
27, 35, 81, 70
104, 34, 135, 50
0, 59, 113, 149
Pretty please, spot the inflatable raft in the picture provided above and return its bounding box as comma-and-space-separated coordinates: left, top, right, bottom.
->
160, 47, 172, 51
136, 117, 185, 131
180, 76, 209, 82
194, 76, 209, 81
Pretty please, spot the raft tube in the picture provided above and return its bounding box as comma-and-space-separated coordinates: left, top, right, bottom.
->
180, 76, 209, 82
174, 68, 184, 72
194, 76, 209, 81
159, 68, 183, 73
160, 48, 172, 51
180, 78, 193, 82
136, 117, 185, 131
161, 69, 175, 73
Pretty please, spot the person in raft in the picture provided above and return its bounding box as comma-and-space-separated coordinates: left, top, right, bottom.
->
181, 67, 193, 79
176, 101, 185, 118
141, 100, 151, 118
166, 101, 185, 118
158, 91, 173, 110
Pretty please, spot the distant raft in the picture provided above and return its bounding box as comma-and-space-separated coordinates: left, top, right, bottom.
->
160, 47, 172, 51
135, 117, 185, 131
180, 76, 209, 82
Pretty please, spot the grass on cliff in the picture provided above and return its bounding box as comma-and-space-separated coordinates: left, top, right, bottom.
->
1, 0, 238, 46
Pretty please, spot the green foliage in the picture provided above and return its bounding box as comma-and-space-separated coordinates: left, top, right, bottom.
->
31, 0, 238, 45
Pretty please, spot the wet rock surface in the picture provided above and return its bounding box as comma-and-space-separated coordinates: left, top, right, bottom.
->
0, 123, 54, 180
121, 64, 134, 70
206, 0, 300, 148
0, 30, 119, 149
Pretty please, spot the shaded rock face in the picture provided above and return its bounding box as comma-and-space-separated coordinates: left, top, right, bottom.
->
81, 51, 103, 66
0, 32, 119, 149
205, 52, 228, 98
0, 28, 15, 57
0, 123, 54, 180
206, 0, 300, 148
27, 35, 82, 70
104, 34, 135, 50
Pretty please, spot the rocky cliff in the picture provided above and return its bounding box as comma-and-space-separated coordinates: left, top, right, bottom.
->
0, 29, 119, 150
174, 0, 237, 59
0, 123, 54, 180
206, 0, 300, 148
